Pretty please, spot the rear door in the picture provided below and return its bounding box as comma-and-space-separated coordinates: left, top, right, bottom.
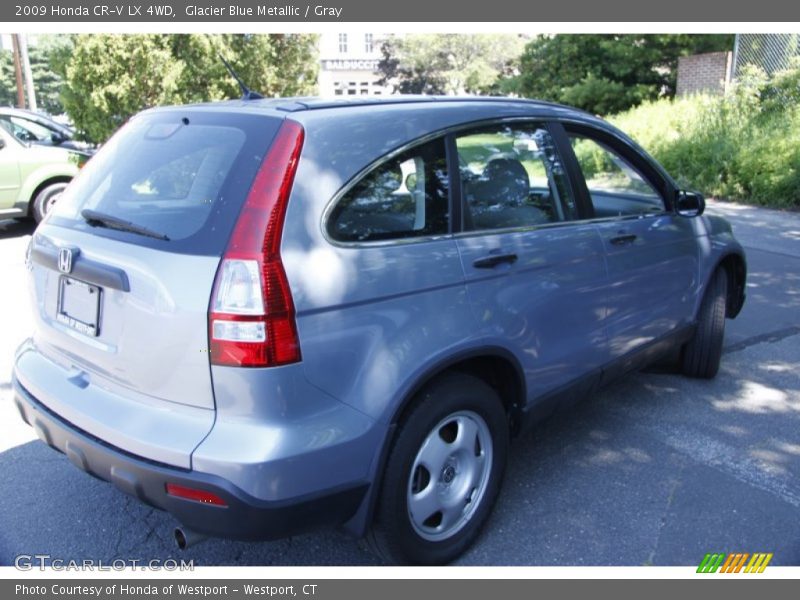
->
564, 126, 699, 361
453, 122, 608, 402
29, 109, 282, 410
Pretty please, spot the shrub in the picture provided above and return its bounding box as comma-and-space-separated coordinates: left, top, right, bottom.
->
608, 62, 800, 208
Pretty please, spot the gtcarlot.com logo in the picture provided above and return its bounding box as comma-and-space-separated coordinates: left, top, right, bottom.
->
697, 552, 773, 573
14, 554, 194, 571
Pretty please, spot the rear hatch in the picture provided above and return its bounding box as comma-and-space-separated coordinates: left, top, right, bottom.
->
26, 107, 283, 417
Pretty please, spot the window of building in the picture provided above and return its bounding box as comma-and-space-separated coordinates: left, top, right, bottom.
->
338, 33, 348, 54
365, 33, 374, 53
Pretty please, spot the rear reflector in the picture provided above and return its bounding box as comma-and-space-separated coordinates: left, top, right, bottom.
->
165, 483, 228, 507
209, 120, 304, 368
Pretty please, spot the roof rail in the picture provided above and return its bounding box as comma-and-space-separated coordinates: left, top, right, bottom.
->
270, 95, 585, 113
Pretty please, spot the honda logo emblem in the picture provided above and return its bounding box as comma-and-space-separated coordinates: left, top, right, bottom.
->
58, 248, 74, 274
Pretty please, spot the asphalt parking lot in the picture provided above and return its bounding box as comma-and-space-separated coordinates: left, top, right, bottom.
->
0, 200, 798, 567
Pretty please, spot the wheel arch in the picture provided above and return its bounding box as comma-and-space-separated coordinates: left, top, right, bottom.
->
711, 252, 747, 319
388, 346, 526, 435
342, 346, 526, 538
26, 175, 72, 217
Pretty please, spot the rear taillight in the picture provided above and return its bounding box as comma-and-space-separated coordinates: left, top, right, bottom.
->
209, 120, 304, 368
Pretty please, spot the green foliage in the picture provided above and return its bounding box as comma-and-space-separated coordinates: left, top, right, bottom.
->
62, 34, 319, 142
0, 50, 16, 107
378, 34, 525, 95
0, 35, 73, 114
508, 34, 734, 115
611, 62, 800, 208
63, 35, 182, 142
30, 35, 74, 115
166, 34, 319, 103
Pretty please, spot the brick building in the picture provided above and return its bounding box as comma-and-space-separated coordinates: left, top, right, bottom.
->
676, 51, 733, 96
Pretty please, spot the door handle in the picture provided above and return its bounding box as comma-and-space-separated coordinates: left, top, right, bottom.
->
609, 234, 637, 246
473, 253, 518, 269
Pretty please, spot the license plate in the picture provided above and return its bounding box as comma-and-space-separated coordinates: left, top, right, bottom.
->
57, 276, 101, 337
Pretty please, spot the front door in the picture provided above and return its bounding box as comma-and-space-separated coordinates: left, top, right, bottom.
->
565, 128, 700, 362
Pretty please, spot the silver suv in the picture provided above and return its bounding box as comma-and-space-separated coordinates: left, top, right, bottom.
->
13, 97, 746, 564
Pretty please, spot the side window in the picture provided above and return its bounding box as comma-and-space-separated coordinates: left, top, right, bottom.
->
0, 116, 45, 143
328, 138, 449, 242
456, 124, 576, 232
569, 134, 664, 217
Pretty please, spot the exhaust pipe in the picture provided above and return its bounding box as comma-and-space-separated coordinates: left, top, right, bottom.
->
174, 526, 208, 550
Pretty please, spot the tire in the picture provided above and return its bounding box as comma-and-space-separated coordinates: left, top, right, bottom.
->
682, 268, 728, 379
32, 181, 69, 223
368, 373, 509, 565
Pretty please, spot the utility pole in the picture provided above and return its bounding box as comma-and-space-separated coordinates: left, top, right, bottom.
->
17, 34, 37, 111
11, 34, 25, 108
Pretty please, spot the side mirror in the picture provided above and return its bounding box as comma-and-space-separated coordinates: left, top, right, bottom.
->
675, 190, 705, 217
51, 132, 66, 144
0, 138, 5, 150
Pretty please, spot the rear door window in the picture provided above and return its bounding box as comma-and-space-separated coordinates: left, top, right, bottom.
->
456, 124, 576, 231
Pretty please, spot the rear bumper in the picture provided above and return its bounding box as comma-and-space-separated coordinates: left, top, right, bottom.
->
13, 378, 368, 541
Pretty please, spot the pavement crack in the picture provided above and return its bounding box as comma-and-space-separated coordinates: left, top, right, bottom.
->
646, 465, 683, 566
110, 497, 131, 560
723, 325, 800, 355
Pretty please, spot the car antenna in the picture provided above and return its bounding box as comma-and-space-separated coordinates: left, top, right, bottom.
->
216, 50, 264, 100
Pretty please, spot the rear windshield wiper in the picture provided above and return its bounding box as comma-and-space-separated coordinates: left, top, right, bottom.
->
81, 209, 170, 241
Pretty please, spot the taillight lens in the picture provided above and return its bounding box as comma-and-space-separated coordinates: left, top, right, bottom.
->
209, 120, 304, 368
213, 259, 264, 315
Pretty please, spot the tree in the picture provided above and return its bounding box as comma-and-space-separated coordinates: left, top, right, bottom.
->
62, 34, 319, 142
506, 34, 734, 115
63, 35, 182, 141
377, 34, 525, 95
29, 35, 74, 115
0, 35, 73, 114
165, 34, 317, 102
0, 50, 16, 107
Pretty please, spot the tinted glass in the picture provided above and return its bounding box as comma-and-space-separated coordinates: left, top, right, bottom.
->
569, 134, 664, 217
457, 124, 575, 231
328, 138, 449, 242
47, 111, 280, 255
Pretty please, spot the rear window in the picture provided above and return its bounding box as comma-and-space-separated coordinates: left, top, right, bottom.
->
48, 110, 281, 255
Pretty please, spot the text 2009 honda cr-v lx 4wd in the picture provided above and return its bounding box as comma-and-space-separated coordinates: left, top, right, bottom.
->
13, 96, 746, 565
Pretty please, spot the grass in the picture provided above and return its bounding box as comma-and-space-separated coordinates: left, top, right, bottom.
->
608, 63, 800, 209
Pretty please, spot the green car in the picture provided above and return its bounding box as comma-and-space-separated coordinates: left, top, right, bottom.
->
0, 121, 89, 222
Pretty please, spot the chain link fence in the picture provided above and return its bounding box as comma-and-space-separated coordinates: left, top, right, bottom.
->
732, 33, 800, 78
